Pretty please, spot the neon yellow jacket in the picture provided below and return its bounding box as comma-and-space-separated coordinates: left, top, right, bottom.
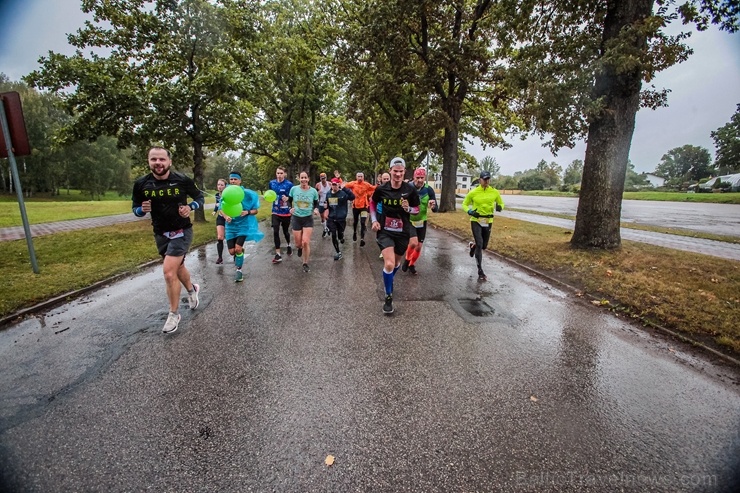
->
461, 185, 505, 224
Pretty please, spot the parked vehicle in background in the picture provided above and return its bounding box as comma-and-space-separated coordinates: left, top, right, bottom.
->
694, 173, 740, 193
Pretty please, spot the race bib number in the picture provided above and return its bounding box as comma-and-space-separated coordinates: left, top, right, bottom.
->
360, 211, 369, 218
384, 216, 404, 232
477, 218, 490, 228
297, 201, 310, 209
328, 197, 338, 206
411, 220, 424, 228
164, 229, 184, 239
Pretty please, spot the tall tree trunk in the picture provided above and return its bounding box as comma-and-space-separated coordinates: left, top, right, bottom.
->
571, 0, 651, 249
439, 97, 462, 212
192, 138, 206, 222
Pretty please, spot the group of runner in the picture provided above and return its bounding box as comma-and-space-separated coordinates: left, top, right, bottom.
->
132, 146, 504, 331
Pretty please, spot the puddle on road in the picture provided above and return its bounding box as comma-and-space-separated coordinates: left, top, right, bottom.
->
458, 298, 495, 317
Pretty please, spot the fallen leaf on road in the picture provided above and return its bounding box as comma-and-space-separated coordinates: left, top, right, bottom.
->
606, 270, 613, 277
530, 395, 538, 402
325, 455, 335, 467
711, 278, 719, 283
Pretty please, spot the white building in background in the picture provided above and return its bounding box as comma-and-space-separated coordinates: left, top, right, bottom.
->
428, 171, 473, 194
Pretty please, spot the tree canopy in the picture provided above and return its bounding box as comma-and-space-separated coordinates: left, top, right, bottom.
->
711, 104, 740, 175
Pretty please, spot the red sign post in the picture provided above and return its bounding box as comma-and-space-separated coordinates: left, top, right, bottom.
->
1, 91, 39, 273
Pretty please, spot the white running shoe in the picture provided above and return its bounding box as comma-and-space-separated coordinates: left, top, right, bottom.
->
163, 312, 181, 334
188, 283, 200, 310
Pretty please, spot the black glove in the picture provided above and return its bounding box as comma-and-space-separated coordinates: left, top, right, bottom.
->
495, 204, 502, 212
471, 210, 480, 218
467, 209, 475, 216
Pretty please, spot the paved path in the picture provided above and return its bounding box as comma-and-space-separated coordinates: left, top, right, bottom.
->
501, 210, 740, 261
3, 210, 739, 261
0, 214, 147, 242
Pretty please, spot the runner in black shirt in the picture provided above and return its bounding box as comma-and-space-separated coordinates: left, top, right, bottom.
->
369, 157, 420, 314
132, 147, 204, 333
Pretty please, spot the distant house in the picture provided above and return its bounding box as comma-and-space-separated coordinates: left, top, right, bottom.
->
642, 173, 666, 187
428, 171, 473, 194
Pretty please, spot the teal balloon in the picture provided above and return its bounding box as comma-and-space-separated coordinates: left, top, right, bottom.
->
221, 185, 245, 205
221, 202, 243, 218
264, 190, 277, 202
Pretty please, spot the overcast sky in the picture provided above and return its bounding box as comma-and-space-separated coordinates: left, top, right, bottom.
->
1, 0, 738, 175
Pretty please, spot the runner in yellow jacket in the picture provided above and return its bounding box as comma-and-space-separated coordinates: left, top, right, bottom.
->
461, 170, 505, 281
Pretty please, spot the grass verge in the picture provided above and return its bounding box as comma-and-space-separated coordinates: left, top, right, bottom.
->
1, 204, 273, 318
431, 211, 740, 355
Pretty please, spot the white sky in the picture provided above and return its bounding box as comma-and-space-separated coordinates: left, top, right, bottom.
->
1, 0, 738, 175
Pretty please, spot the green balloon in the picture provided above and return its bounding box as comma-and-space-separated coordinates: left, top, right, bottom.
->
221, 201, 243, 218
264, 190, 277, 202
221, 185, 245, 205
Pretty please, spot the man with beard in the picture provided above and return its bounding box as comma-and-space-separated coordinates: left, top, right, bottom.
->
132, 147, 204, 334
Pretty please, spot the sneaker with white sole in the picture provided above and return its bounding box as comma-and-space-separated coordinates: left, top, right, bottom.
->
382, 295, 394, 315
286, 245, 293, 256
188, 284, 200, 310
235, 270, 244, 282
163, 312, 181, 334
272, 253, 283, 264
334, 252, 343, 261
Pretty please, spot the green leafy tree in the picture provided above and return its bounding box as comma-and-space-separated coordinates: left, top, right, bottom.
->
26, 0, 258, 220
624, 161, 651, 189
242, 0, 366, 184
508, 0, 738, 249
562, 159, 584, 186
655, 144, 713, 183
474, 156, 501, 178
535, 159, 563, 189
711, 104, 740, 174
518, 174, 547, 191
333, 0, 526, 212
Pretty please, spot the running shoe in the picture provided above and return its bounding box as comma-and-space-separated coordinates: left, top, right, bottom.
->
478, 269, 487, 281
379, 253, 383, 259
163, 312, 181, 334
339, 237, 345, 244
302, 263, 310, 272
216, 257, 223, 265
334, 252, 343, 261
272, 253, 283, 264
469, 242, 475, 257
297, 248, 303, 258
408, 265, 417, 275
382, 295, 394, 315
401, 259, 410, 272
188, 283, 200, 310
286, 245, 293, 256
322, 230, 327, 238
360, 239, 366, 247
353, 232, 357, 242
235, 270, 244, 282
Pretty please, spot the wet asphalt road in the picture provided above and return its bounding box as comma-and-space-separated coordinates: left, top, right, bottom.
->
1, 225, 739, 492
